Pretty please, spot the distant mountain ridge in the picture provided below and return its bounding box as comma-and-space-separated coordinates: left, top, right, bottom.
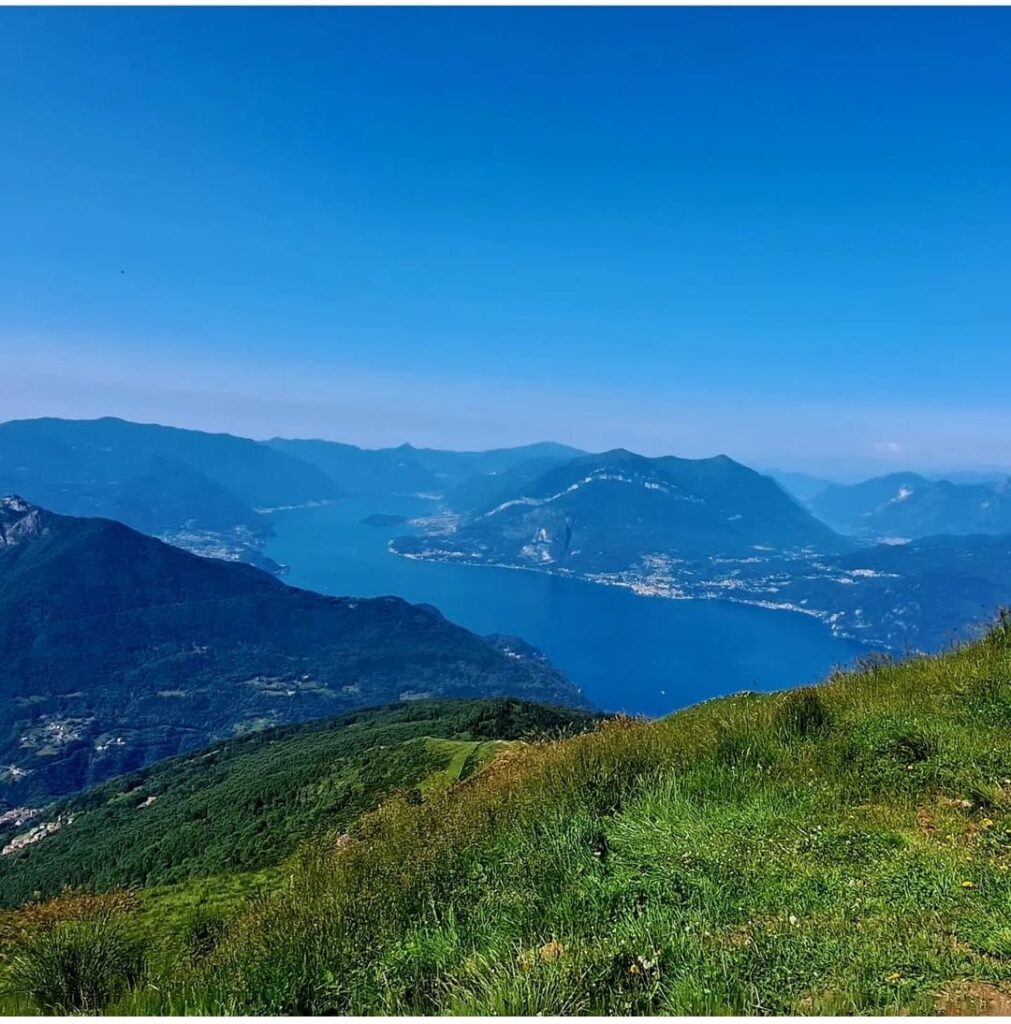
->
266, 436, 585, 498
0, 417, 343, 570
7, 418, 1009, 551
809, 472, 1011, 540
0, 497, 586, 807
0, 417, 585, 567
394, 448, 847, 572
0, 416, 340, 515
390, 451, 1011, 653
6, 417, 1009, 659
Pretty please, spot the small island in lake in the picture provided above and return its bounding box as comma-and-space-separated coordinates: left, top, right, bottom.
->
361, 512, 408, 527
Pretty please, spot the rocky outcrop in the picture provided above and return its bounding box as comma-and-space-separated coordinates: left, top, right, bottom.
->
0, 496, 46, 548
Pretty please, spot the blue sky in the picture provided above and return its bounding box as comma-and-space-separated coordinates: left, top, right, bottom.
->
1, 7, 1009, 476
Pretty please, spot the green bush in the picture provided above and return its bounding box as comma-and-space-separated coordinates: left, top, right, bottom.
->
711, 722, 780, 769
3, 915, 144, 1014
181, 905, 229, 961
774, 688, 834, 740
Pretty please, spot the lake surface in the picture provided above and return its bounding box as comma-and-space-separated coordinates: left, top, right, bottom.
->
264, 497, 862, 717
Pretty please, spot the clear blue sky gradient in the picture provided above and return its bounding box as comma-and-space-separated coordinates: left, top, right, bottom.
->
2, 8, 1009, 475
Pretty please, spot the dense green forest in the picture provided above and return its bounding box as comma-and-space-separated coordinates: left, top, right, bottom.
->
0, 699, 598, 907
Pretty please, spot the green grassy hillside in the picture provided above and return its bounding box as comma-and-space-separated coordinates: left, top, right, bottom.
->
0, 699, 597, 909
6, 619, 1011, 1015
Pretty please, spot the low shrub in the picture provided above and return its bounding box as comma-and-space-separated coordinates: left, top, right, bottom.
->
840, 714, 941, 794
774, 688, 834, 741
3, 915, 144, 1014
181, 905, 229, 961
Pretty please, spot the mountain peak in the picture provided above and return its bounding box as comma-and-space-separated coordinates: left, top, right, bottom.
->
1, 494, 34, 513
0, 495, 46, 548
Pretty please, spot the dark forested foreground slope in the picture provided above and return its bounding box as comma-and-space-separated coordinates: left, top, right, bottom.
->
0, 497, 586, 806
4, 619, 1011, 1014
0, 699, 599, 907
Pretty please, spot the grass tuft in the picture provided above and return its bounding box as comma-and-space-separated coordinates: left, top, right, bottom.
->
3, 915, 144, 1014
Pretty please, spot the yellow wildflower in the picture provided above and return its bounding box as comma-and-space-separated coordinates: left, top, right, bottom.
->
539, 941, 566, 963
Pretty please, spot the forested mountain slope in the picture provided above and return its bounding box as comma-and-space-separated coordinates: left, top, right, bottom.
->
0, 497, 586, 805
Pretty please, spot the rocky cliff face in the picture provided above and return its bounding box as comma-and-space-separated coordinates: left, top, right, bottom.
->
0, 495, 47, 548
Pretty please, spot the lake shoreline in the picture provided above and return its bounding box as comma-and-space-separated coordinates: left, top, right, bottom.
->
389, 544, 886, 652
263, 499, 864, 717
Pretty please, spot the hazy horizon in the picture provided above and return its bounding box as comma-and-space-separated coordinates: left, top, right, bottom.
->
3, 8, 1010, 478
3, 405, 1010, 485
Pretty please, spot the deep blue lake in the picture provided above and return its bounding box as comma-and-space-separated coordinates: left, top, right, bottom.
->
264, 497, 862, 717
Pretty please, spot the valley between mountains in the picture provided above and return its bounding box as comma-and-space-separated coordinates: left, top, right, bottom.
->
4, 417, 1009, 663
3, 416, 1010, 836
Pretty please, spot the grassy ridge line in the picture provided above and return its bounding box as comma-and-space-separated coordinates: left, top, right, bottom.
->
134, 618, 1011, 1015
